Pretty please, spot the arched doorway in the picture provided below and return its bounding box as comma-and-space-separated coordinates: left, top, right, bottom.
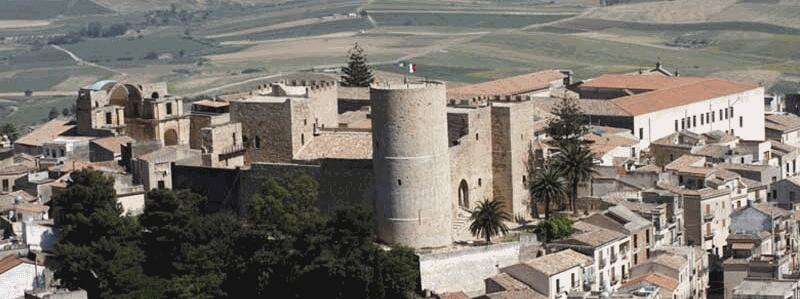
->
458, 179, 469, 208
164, 129, 179, 146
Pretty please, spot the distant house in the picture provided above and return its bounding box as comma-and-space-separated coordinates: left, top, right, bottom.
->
765, 114, 800, 148
499, 249, 593, 299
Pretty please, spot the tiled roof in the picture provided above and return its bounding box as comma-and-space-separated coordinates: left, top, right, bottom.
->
585, 133, 638, 156
664, 154, 712, 176
610, 78, 756, 116
752, 203, 792, 218
650, 254, 687, 271
521, 249, 593, 276
765, 114, 800, 133
532, 97, 630, 117
438, 292, 470, 299
622, 273, 678, 291
0, 164, 30, 175
14, 119, 75, 147
557, 221, 627, 247
482, 289, 547, 299
91, 136, 135, 154
295, 131, 372, 160
581, 74, 707, 91
448, 70, 563, 97
487, 273, 529, 291
11, 202, 49, 213
0, 255, 31, 274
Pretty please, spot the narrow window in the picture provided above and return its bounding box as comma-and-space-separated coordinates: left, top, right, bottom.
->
105, 112, 112, 124
475, 133, 479, 140
397, 179, 402, 186
166, 103, 173, 115
2, 179, 8, 192
255, 136, 261, 149
681, 119, 685, 130
157, 180, 166, 189
739, 116, 743, 127
692, 115, 696, 127
701, 114, 705, 125
478, 178, 482, 186
556, 279, 560, 292
301, 133, 305, 145
639, 128, 644, 140
233, 133, 237, 146
675, 119, 679, 131
712, 111, 715, 122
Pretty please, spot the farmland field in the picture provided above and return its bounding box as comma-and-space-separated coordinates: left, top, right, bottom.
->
0, 0, 799, 127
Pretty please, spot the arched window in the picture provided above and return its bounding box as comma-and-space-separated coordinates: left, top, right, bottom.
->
151, 92, 160, 99
458, 179, 469, 208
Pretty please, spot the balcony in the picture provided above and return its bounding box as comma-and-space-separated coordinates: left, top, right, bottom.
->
703, 214, 714, 222
704, 233, 714, 241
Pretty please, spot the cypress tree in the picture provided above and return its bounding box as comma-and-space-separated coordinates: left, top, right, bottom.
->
341, 43, 374, 87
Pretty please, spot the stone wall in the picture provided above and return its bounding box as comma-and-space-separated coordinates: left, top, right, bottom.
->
172, 164, 242, 212
230, 100, 293, 163
371, 81, 453, 248
491, 100, 533, 219
448, 106, 494, 213
418, 240, 539, 297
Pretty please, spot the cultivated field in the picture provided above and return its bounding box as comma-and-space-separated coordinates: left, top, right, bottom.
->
0, 0, 799, 126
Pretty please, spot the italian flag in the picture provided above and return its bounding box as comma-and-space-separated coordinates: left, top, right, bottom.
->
399, 62, 416, 74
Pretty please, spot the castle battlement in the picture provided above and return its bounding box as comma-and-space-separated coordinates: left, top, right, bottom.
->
254, 80, 337, 98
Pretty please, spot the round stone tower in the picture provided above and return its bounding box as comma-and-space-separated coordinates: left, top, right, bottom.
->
370, 81, 452, 248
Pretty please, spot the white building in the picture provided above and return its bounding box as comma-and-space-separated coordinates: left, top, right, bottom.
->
0, 255, 44, 299
576, 74, 765, 150
500, 249, 593, 299
549, 222, 632, 293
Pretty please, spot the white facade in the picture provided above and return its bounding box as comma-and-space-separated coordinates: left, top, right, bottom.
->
0, 260, 43, 299
593, 237, 632, 292
633, 88, 765, 149
22, 221, 58, 252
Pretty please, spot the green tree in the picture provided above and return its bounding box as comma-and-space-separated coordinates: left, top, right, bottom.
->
537, 215, 573, 241
553, 142, 596, 214
0, 123, 19, 142
530, 166, 565, 220
52, 170, 160, 299
545, 97, 589, 146
48, 107, 59, 120
468, 199, 511, 243
341, 43, 374, 87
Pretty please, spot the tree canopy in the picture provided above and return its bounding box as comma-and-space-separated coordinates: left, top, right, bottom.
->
341, 43, 374, 87
52, 171, 419, 299
545, 97, 589, 146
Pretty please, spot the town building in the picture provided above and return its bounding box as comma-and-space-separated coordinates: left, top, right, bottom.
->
499, 249, 594, 299
0, 254, 44, 299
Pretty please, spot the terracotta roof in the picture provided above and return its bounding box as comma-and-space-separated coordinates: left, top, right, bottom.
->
482, 289, 547, 299
664, 154, 712, 176
622, 273, 678, 291
193, 99, 229, 108
91, 136, 134, 154
650, 254, 687, 271
557, 221, 627, 247
532, 97, 629, 117
295, 131, 372, 160
585, 133, 638, 156
766, 114, 800, 133
448, 70, 563, 97
610, 78, 757, 116
0, 255, 32, 274
521, 249, 593, 276
581, 74, 707, 91
438, 292, 470, 299
14, 119, 75, 147
487, 273, 530, 291
0, 163, 30, 175
12, 202, 49, 213
752, 202, 792, 218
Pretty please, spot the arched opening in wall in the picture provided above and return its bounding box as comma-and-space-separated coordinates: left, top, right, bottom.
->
151, 92, 160, 99
458, 179, 469, 209
164, 129, 179, 146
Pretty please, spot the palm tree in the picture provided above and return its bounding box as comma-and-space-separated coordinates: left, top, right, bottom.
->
553, 142, 596, 214
469, 199, 511, 243
530, 166, 566, 220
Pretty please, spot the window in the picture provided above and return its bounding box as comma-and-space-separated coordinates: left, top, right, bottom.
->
794, 160, 797, 173
686, 117, 691, 129
646, 229, 650, 244
720, 109, 724, 120
692, 115, 696, 127
730, 107, 734, 117
157, 180, 166, 189
701, 114, 705, 125
1, 179, 8, 192
556, 279, 561, 292
301, 133, 305, 145
397, 179, 402, 186
60, 149, 64, 157
105, 112, 112, 124
475, 133, 479, 140
571, 273, 576, 287
740, 116, 743, 127
255, 136, 261, 149
166, 103, 173, 115
634, 253, 638, 264
478, 178, 482, 186
522, 176, 527, 184
634, 234, 638, 248
639, 128, 644, 140
712, 111, 715, 122
724, 108, 729, 119
233, 133, 237, 146
681, 119, 685, 130
675, 120, 679, 131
